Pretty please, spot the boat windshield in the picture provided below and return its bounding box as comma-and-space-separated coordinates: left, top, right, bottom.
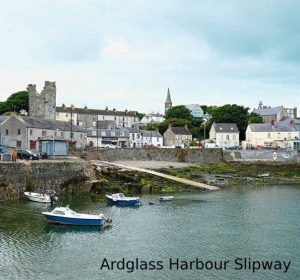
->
118, 193, 125, 198
53, 210, 65, 215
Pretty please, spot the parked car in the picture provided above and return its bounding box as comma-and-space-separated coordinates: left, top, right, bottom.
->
99, 144, 118, 149
204, 143, 219, 148
16, 149, 39, 160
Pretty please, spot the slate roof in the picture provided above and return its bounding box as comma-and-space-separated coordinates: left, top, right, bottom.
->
253, 107, 283, 116
0, 116, 8, 124
57, 106, 137, 117
17, 116, 85, 132
86, 128, 129, 138
125, 127, 140, 133
140, 130, 163, 138
170, 127, 192, 135
249, 122, 297, 132
212, 123, 239, 133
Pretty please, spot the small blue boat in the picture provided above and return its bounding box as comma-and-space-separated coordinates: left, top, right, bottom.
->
42, 205, 111, 226
105, 193, 141, 206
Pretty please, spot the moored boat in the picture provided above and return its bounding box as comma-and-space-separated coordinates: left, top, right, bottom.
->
42, 205, 112, 226
159, 196, 174, 201
105, 193, 141, 206
24, 191, 58, 203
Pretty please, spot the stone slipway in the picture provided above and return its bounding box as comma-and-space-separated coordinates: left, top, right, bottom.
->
94, 161, 220, 191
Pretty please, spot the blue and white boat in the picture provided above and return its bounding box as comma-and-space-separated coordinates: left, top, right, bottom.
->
42, 205, 111, 226
105, 193, 141, 206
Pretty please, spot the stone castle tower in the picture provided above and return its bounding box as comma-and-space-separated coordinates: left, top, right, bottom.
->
165, 88, 172, 113
27, 81, 56, 120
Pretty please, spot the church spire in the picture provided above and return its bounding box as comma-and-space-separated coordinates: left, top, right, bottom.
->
165, 88, 172, 113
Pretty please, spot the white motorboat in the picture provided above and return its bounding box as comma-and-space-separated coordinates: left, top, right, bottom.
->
24, 190, 58, 203
42, 205, 112, 226
159, 196, 174, 201
105, 193, 141, 206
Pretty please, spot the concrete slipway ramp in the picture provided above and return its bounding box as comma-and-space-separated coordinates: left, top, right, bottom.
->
94, 161, 219, 191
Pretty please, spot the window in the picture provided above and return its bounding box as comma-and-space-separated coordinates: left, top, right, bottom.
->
16, 141, 22, 147
61, 132, 64, 138
268, 132, 271, 138
123, 117, 125, 121
101, 131, 106, 136
17, 129, 21, 135
54, 131, 57, 137
226, 135, 230, 140
30, 141, 36, 150
111, 131, 115, 137
5, 129, 8, 135
220, 135, 223, 140
78, 121, 83, 126
288, 132, 291, 139
42, 130, 47, 136
277, 132, 281, 139
80, 134, 83, 139
103, 116, 105, 120
132, 134, 135, 140
137, 134, 140, 139
114, 117, 116, 121
29, 129, 33, 136
93, 121, 96, 127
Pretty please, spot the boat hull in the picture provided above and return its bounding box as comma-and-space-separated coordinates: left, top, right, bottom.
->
24, 192, 51, 203
106, 197, 140, 206
43, 214, 103, 226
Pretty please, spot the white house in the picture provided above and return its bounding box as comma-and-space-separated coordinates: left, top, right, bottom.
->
209, 122, 240, 148
139, 113, 165, 126
141, 130, 163, 147
244, 120, 300, 150
126, 127, 142, 148
86, 128, 129, 148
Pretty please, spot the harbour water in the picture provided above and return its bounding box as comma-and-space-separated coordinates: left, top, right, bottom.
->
0, 185, 299, 280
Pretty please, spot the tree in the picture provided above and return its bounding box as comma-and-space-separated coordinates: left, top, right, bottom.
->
165, 105, 193, 120
136, 112, 145, 121
247, 112, 263, 124
158, 118, 190, 135
0, 91, 28, 115
211, 104, 251, 140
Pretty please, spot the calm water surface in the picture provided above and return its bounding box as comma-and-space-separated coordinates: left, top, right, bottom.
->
0, 185, 299, 280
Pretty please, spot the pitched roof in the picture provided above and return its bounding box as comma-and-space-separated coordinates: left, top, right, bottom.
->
125, 127, 140, 133
0, 116, 8, 124
16, 116, 85, 132
249, 122, 297, 132
185, 104, 203, 111
170, 127, 192, 135
140, 130, 163, 138
212, 123, 239, 133
253, 107, 283, 116
56, 106, 137, 117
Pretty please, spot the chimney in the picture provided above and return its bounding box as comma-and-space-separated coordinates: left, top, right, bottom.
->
184, 124, 188, 130
271, 120, 275, 128
168, 123, 172, 129
113, 108, 116, 112
84, 105, 88, 109
105, 106, 108, 111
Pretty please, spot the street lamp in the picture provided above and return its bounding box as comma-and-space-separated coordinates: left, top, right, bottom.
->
70, 104, 75, 148
96, 118, 99, 151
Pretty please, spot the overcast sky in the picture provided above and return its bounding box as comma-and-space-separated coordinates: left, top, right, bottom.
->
0, 0, 299, 113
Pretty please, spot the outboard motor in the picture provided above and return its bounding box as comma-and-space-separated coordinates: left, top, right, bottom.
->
46, 189, 58, 205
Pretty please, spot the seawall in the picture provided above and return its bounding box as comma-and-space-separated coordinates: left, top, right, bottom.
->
85, 148, 224, 163
0, 161, 91, 201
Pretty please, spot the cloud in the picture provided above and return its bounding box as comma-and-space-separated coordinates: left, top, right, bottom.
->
0, 0, 299, 113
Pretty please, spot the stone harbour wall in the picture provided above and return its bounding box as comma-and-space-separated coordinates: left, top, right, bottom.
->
0, 161, 90, 201
87, 148, 224, 163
